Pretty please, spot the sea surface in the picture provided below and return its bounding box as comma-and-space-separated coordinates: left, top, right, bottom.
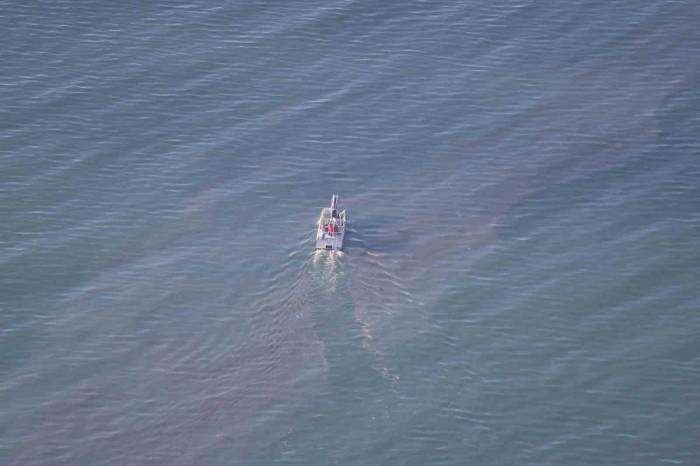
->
1, 1, 699, 464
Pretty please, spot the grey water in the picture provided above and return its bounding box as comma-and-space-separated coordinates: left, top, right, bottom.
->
1, 0, 699, 464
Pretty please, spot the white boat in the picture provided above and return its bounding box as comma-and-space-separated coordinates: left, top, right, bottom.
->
315, 195, 346, 251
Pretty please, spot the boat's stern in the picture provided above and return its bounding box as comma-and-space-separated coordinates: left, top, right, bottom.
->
316, 233, 343, 251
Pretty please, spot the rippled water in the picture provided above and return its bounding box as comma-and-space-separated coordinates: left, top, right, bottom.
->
2, 0, 699, 464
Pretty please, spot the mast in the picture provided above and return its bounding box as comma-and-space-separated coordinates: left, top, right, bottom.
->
331, 194, 338, 218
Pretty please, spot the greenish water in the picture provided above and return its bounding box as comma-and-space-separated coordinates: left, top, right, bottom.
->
1, 0, 699, 464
